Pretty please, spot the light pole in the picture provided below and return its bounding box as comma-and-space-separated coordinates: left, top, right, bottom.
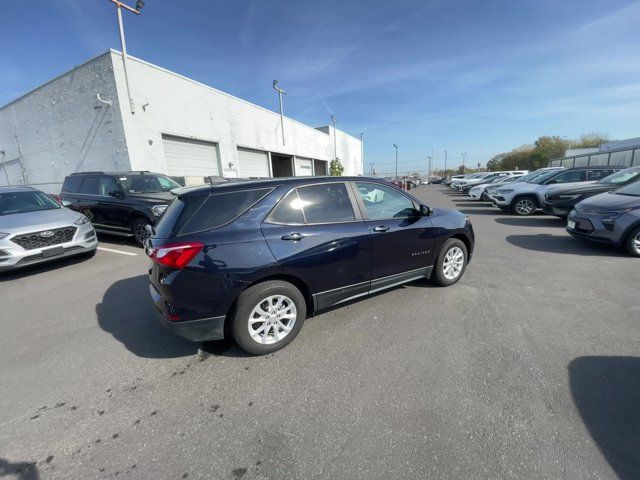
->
331, 115, 338, 160
443, 150, 447, 177
108, 0, 145, 115
461, 152, 467, 174
427, 155, 432, 179
369, 162, 375, 177
360, 133, 364, 176
393, 144, 398, 180
273, 80, 286, 146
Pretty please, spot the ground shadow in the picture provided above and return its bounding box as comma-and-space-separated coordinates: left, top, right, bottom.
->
456, 208, 502, 216
0, 457, 39, 479
96, 274, 197, 358
452, 199, 481, 204
96, 232, 139, 248
506, 233, 625, 257
495, 217, 565, 228
569, 356, 640, 480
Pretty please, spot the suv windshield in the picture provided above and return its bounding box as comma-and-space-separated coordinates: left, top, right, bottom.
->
0, 190, 61, 216
118, 174, 180, 193
614, 181, 640, 197
528, 170, 564, 184
597, 167, 640, 186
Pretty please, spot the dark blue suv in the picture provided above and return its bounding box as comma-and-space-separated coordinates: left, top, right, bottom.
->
146, 177, 475, 354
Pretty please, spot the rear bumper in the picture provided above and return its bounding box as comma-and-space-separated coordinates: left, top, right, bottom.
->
150, 283, 226, 341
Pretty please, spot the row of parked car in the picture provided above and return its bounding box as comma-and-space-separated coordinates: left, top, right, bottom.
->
443, 166, 640, 257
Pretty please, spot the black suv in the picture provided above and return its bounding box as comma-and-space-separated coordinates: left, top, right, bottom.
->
146, 177, 475, 355
60, 171, 181, 245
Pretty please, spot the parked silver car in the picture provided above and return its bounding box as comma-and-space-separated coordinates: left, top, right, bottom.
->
0, 186, 97, 272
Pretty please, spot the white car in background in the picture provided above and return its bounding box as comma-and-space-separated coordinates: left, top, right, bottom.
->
469, 175, 519, 201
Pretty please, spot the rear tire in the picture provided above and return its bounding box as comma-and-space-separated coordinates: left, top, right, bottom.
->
430, 238, 468, 286
512, 196, 537, 216
481, 192, 489, 201
232, 280, 307, 355
625, 225, 640, 257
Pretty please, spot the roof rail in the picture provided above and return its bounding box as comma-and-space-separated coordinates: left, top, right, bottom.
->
70, 171, 105, 175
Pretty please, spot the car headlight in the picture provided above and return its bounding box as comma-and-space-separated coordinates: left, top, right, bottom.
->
151, 204, 169, 217
597, 208, 633, 219
497, 189, 514, 194
74, 216, 90, 225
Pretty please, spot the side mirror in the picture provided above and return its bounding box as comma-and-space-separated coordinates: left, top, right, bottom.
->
61, 200, 71, 207
109, 189, 125, 198
420, 205, 432, 216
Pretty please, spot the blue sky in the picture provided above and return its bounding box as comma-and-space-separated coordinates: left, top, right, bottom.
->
2, 0, 640, 174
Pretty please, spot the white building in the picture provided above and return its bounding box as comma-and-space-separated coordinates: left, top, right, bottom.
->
0, 50, 363, 193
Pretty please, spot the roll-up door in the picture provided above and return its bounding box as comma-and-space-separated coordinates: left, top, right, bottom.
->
294, 157, 313, 176
238, 148, 270, 178
162, 135, 220, 177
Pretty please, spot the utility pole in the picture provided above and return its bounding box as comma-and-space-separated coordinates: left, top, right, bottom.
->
331, 115, 338, 160
273, 80, 286, 146
393, 144, 398, 180
461, 152, 467, 174
369, 162, 375, 177
427, 155, 432, 179
444, 150, 448, 177
108, 0, 145, 115
360, 133, 364, 176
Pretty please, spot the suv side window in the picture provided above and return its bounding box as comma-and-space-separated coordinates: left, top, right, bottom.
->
355, 182, 415, 220
180, 188, 272, 234
62, 176, 83, 193
587, 169, 616, 181
79, 177, 100, 195
99, 177, 120, 196
545, 170, 585, 184
269, 183, 356, 225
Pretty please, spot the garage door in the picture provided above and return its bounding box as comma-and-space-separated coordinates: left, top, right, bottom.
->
162, 135, 220, 178
238, 148, 270, 178
294, 157, 313, 176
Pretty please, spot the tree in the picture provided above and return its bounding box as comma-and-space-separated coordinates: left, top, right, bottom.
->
487, 154, 505, 171
329, 158, 344, 176
573, 132, 610, 148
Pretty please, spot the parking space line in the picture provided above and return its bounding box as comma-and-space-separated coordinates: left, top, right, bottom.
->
97, 246, 138, 256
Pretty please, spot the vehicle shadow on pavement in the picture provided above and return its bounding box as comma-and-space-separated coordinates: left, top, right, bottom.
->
0, 457, 39, 479
505, 234, 626, 257
456, 208, 503, 216
495, 217, 566, 228
569, 356, 640, 480
96, 275, 197, 358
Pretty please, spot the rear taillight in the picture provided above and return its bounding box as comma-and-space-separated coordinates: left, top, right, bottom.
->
148, 242, 204, 269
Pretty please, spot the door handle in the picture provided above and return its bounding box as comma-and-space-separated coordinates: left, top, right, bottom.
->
372, 226, 390, 233
281, 233, 304, 241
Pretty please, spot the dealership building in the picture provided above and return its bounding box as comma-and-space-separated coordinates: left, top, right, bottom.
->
0, 50, 363, 193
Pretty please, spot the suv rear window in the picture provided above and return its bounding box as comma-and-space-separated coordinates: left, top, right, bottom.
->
179, 188, 272, 235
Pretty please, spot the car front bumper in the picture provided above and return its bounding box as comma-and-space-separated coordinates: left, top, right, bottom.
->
0, 224, 97, 272
542, 202, 572, 217
566, 212, 625, 247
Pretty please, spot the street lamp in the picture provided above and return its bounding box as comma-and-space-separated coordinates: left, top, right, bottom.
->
369, 162, 375, 177
331, 115, 338, 160
273, 80, 286, 146
360, 133, 364, 176
443, 150, 447, 177
461, 152, 467, 174
108, 0, 144, 114
393, 144, 398, 180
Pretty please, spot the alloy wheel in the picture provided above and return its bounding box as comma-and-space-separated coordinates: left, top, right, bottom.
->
634, 232, 640, 255
443, 246, 464, 280
248, 295, 297, 345
135, 223, 149, 244
515, 198, 535, 215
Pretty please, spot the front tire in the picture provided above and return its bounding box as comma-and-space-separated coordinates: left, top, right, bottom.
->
231, 280, 307, 355
625, 225, 640, 257
430, 238, 468, 286
512, 196, 537, 216
131, 218, 151, 247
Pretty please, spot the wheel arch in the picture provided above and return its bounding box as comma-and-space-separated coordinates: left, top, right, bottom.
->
621, 220, 640, 248
511, 193, 539, 208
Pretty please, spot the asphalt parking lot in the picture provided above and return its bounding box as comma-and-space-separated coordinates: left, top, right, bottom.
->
1, 186, 638, 480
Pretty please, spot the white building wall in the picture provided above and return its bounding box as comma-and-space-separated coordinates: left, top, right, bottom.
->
0, 52, 130, 193
109, 51, 363, 177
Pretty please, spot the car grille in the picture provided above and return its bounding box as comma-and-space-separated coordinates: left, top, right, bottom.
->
16, 246, 85, 265
11, 226, 77, 251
